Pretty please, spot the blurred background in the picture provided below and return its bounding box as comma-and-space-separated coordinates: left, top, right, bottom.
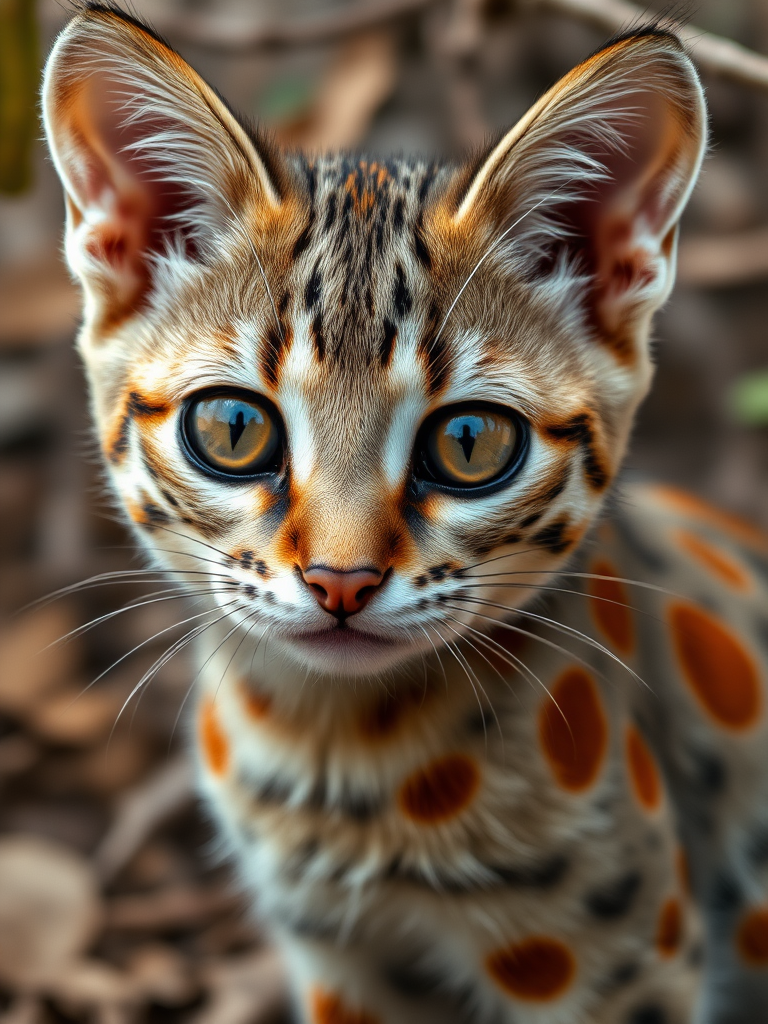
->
0, 0, 767, 1021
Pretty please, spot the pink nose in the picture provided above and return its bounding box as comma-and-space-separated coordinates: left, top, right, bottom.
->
301, 566, 385, 617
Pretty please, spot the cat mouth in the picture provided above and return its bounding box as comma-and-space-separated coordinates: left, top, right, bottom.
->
288, 627, 397, 652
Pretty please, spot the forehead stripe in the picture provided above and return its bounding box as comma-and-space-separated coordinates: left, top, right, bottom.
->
310, 311, 326, 362
380, 319, 397, 368
261, 322, 292, 389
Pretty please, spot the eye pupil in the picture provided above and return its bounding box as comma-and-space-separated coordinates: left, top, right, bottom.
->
457, 422, 476, 462
230, 409, 247, 450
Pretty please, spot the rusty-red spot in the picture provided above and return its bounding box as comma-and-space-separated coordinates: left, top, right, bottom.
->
588, 559, 634, 654
657, 897, 683, 957
311, 989, 379, 1024
399, 754, 479, 823
670, 602, 761, 730
539, 668, 608, 792
626, 723, 662, 812
737, 907, 768, 966
487, 936, 576, 1001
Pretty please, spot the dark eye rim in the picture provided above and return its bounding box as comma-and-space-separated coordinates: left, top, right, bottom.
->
412, 401, 530, 498
180, 386, 286, 482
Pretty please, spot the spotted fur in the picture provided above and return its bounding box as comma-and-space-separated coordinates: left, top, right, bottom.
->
42, 7, 768, 1023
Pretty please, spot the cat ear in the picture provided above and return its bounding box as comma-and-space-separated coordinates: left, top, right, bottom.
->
42, 7, 283, 332
451, 31, 706, 358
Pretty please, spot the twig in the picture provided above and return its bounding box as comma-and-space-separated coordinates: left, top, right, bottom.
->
105, 885, 239, 931
156, 0, 436, 54
524, 0, 768, 91
93, 755, 194, 885
432, 0, 491, 150
191, 950, 287, 1024
147, 0, 768, 95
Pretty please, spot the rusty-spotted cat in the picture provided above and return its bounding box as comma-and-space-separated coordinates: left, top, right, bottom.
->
42, 5, 768, 1022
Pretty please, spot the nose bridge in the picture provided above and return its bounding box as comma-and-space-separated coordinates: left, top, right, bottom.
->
292, 474, 395, 573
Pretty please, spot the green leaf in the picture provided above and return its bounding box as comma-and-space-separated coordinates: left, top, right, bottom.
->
0, 0, 39, 195
729, 369, 768, 426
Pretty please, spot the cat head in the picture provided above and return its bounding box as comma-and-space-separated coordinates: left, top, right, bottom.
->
42, 5, 706, 678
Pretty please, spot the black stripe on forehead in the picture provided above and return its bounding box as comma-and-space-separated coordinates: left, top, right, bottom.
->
288, 156, 453, 370
417, 304, 451, 397
261, 321, 292, 388
291, 163, 317, 261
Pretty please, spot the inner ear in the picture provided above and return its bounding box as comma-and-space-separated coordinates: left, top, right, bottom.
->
43, 8, 286, 333
446, 32, 706, 353
562, 88, 687, 304
70, 69, 202, 264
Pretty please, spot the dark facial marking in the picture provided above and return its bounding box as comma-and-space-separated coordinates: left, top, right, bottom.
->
337, 789, 385, 822
255, 774, 294, 805
262, 323, 292, 389
160, 488, 180, 508
140, 500, 172, 527
380, 318, 397, 367
392, 196, 405, 232
531, 519, 572, 554
394, 264, 412, 318
375, 203, 387, 254
585, 871, 642, 919
418, 326, 451, 398
310, 310, 325, 361
305, 263, 321, 310
323, 191, 337, 232
546, 413, 608, 489
291, 219, 314, 262
414, 221, 432, 269
108, 390, 169, 464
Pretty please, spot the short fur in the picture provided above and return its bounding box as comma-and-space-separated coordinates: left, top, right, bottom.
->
42, 8, 768, 1022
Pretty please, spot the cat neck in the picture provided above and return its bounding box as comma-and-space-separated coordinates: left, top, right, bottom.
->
194, 620, 508, 737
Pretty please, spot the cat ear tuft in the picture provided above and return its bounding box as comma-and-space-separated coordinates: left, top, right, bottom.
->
452, 31, 707, 358
42, 7, 284, 332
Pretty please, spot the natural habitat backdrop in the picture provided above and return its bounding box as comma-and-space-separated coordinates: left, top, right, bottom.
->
0, 0, 767, 1021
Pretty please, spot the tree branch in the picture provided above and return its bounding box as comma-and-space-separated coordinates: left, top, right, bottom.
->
149, 0, 768, 95
526, 0, 768, 91
160, 0, 436, 54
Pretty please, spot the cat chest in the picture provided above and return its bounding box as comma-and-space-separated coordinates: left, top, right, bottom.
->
192, 668, 656, 913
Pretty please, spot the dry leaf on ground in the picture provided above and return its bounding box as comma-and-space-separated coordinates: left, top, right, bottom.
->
0, 834, 101, 988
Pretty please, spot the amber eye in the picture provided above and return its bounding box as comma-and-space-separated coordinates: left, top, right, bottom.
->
183, 390, 282, 478
415, 404, 525, 490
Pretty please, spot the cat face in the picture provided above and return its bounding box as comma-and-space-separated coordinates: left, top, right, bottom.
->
42, 8, 706, 677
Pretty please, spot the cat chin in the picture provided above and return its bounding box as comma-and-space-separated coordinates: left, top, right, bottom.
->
276, 627, 422, 679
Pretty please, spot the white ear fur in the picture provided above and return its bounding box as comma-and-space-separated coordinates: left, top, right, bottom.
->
454, 32, 707, 347
42, 7, 282, 330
